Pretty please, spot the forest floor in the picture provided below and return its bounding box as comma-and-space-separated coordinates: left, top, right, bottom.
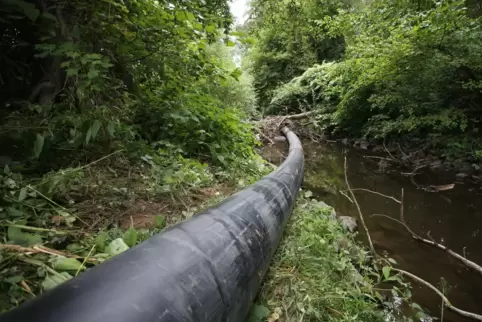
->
0, 154, 242, 310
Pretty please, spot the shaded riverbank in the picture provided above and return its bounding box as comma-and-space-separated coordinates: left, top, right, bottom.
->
261, 141, 482, 321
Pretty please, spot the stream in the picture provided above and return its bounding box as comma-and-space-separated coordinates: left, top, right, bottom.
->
261, 141, 482, 322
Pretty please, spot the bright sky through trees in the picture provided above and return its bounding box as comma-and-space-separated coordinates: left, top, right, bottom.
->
230, 0, 248, 24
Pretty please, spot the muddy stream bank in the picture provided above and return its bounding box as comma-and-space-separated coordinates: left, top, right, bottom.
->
261, 141, 482, 321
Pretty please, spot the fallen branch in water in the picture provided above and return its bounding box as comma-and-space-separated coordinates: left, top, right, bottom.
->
373, 207, 482, 276
393, 268, 482, 321
276, 111, 315, 128
350, 188, 401, 204
343, 165, 482, 321
364, 155, 397, 162
344, 157, 378, 258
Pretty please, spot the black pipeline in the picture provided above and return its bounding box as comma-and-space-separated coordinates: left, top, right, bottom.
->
0, 127, 304, 322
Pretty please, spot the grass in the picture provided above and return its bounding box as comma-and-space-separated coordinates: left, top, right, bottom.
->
253, 193, 386, 322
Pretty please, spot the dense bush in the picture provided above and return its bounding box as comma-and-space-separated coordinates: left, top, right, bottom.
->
249, 0, 482, 157
1, 0, 258, 172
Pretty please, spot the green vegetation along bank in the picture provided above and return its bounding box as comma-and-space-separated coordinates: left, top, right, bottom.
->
246, 0, 482, 162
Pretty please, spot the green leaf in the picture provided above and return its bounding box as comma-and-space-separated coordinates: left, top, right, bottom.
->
154, 215, 165, 229
91, 120, 101, 140
18, 188, 27, 202
52, 257, 85, 271
230, 68, 242, 80
7, 226, 43, 246
18, 2, 40, 22
4, 165, 11, 175
123, 228, 138, 247
66, 68, 79, 76
186, 12, 195, 21
42, 272, 72, 291
205, 24, 216, 33
229, 31, 245, 37
387, 258, 397, 265
226, 40, 235, 47
42, 12, 57, 22
247, 305, 270, 322
106, 238, 129, 256
33, 133, 44, 159
106, 122, 116, 137
87, 69, 99, 79
175, 11, 187, 21
5, 275, 23, 284
95, 231, 109, 251
85, 127, 92, 145
382, 266, 391, 280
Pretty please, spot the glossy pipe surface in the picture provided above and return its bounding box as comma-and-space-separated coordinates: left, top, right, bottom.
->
0, 127, 304, 322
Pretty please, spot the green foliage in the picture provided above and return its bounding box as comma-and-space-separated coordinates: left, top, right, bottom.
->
1, 0, 258, 172
255, 0, 482, 158
257, 196, 385, 321
246, 0, 347, 111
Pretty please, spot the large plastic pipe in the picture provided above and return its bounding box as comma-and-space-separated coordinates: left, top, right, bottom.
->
0, 127, 304, 322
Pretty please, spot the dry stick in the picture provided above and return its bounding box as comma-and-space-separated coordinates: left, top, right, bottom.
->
339, 190, 354, 203
350, 188, 402, 204
19, 280, 34, 297
393, 268, 482, 321
255, 128, 275, 145
35, 150, 124, 187
276, 116, 287, 129
344, 157, 378, 257
383, 141, 398, 161
364, 155, 395, 162
0, 244, 98, 263
400, 188, 482, 275
284, 111, 314, 120
397, 143, 409, 158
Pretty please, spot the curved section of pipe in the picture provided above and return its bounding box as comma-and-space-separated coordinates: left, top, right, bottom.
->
0, 127, 304, 322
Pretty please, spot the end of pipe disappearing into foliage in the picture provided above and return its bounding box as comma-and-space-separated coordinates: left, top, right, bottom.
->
0, 128, 304, 322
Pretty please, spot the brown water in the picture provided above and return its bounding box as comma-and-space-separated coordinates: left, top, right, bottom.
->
261, 141, 482, 321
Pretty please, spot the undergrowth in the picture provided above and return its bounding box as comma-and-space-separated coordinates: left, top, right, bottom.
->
0, 148, 270, 312
252, 193, 424, 322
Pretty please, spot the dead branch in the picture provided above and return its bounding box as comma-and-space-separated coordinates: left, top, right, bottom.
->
344, 157, 378, 257
350, 188, 401, 204
255, 128, 275, 145
376, 213, 482, 276
364, 155, 396, 162
399, 188, 482, 275
339, 190, 354, 203
383, 141, 398, 162
372, 187, 482, 275
0, 244, 98, 263
284, 111, 314, 120
393, 268, 482, 321
397, 143, 409, 158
